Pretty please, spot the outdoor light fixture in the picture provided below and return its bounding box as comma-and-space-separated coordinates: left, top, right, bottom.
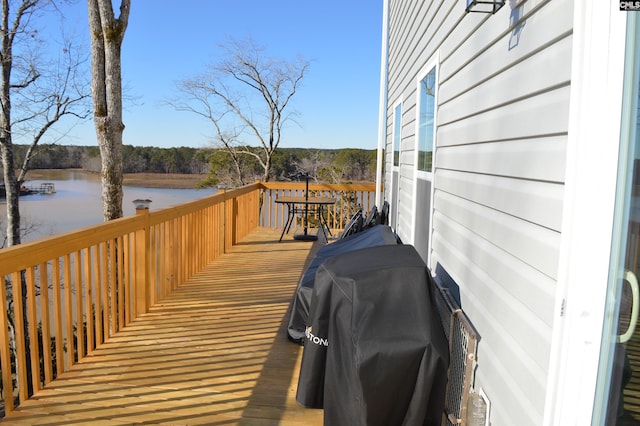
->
132, 198, 152, 210
465, 0, 505, 13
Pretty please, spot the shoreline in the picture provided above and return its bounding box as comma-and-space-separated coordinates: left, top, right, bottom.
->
26, 169, 208, 190
123, 172, 207, 189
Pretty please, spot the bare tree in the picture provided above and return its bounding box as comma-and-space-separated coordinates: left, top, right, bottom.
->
0, 2, 91, 398
295, 152, 331, 183
14, 38, 91, 183
175, 38, 309, 184
209, 119, 248, 186
0, 215, 40, 249
0, 0, 91, 247
87, 0, 130, 221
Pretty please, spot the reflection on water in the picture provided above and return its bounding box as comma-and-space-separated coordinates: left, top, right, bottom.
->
0, 170, 216, 242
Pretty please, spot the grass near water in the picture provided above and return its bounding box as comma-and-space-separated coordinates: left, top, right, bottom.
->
27, 169, 208, 189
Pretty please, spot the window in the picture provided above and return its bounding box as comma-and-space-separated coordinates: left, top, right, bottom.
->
411, 56, 438, 263
393, 103, 402, 167
417, 66, 436, 172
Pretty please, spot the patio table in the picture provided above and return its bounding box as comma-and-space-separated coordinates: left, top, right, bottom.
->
275, 196, 336, 241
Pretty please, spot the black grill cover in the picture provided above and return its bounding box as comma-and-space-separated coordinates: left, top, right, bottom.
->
296, 244, 449, 426
287, 225, 399, 343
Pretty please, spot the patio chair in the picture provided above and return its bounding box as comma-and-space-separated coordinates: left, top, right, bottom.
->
362, 205, 379, 229
339, 209, 363, 239
379, 201, 390, 226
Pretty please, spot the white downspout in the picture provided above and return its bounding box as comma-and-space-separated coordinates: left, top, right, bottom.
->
375, 0, 389, 208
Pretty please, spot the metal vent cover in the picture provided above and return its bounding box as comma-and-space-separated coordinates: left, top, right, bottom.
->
433, 283, 478, 426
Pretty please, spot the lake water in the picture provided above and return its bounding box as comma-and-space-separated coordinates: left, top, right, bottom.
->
0, 170, 216, 243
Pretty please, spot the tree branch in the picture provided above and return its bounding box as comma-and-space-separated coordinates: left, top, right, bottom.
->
175, 37, 309, 183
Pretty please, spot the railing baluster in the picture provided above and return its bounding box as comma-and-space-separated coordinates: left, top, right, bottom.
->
73, 250, 84, 360
0, 274, 14, 413
12, 271, 28, 404
25, 267, 40, 394
38, 262, 52, 384
118, 234, 129, 329
63, 254, 74, 369
93, 244, 103, 347
83, 248, 94, 355
52, 259, 64, 378
100, 242, 109, 343
108, 239, 116, 336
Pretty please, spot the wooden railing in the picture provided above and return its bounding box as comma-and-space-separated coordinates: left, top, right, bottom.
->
0, 181, 375, 415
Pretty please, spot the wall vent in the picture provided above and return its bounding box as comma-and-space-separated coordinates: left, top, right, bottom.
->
433, 282, 479, 426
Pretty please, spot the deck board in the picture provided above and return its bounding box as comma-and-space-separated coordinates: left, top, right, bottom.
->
0, 228, 324, 425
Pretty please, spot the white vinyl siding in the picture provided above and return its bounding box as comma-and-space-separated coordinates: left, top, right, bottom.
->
383, 0, 573, 424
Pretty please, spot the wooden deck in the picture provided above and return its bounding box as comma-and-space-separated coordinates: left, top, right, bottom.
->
0, 228, 324, 425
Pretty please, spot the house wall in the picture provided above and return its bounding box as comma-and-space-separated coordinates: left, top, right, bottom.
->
383, 0, 573, 424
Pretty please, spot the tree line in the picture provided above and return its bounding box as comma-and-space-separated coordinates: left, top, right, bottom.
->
9, 144, 377, 185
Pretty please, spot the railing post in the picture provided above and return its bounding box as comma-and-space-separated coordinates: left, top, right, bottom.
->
256, 180, 263, 229
134, 203, 151, 316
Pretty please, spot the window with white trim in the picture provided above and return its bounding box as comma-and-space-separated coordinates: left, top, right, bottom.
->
393, 103, 401, 167
417, 66, 436, 172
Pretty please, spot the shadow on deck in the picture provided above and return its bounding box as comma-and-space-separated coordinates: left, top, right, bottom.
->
0, 228, 324, 425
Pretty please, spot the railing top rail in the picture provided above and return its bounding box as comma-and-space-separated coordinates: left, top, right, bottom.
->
0, 214, 145, 276
147, 182, 261, 225
261, 182, 375, 192
0, 181, 374, 276
0, 182, 263, 276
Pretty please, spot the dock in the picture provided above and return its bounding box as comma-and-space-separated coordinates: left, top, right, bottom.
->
23, 182, 56, 194
0, 182, 56, 197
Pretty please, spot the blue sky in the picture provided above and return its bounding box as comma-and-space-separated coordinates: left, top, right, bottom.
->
54, 1, 383, 150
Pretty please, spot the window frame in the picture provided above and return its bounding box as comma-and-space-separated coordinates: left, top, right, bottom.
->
415, 58, 438, 178
411, 53, 439, 260
393, 102, 402, 168
391, 99, 402, 232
